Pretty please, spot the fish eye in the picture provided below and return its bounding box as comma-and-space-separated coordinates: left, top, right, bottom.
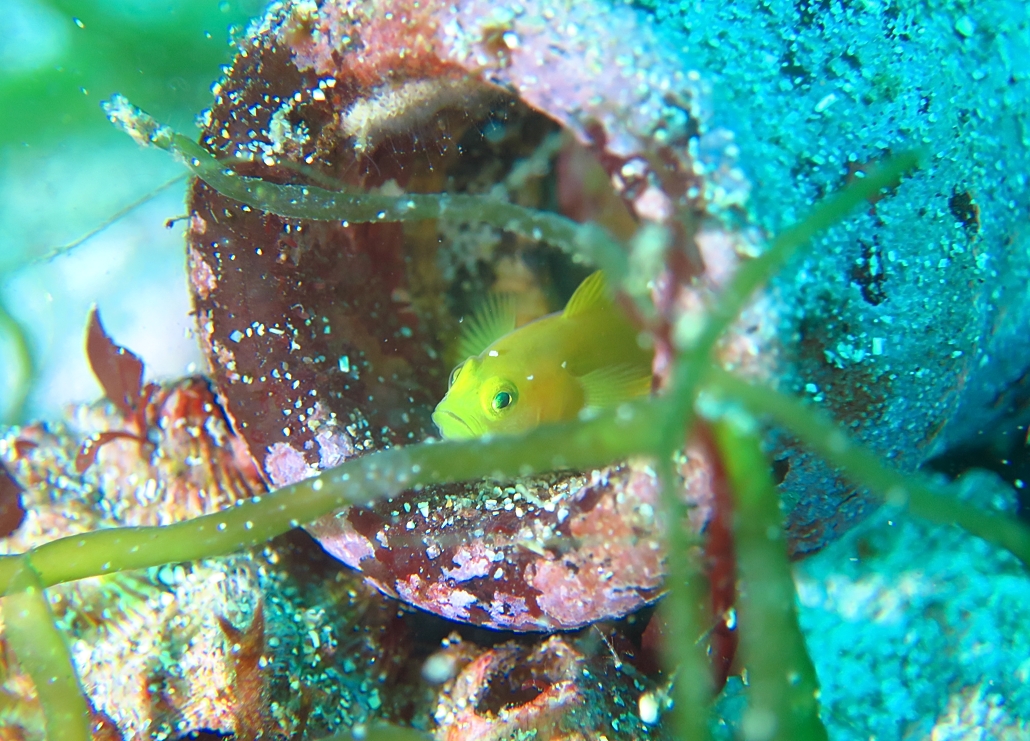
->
448, 362, 465, 388
492, 390, 514, 412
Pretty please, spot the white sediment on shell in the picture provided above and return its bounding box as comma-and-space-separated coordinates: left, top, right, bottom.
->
266, 98, 310, 156
341, 77, 494, 154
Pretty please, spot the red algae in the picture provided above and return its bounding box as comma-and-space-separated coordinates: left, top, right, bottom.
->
0, 464, 26, 538
0, 323, 400, 738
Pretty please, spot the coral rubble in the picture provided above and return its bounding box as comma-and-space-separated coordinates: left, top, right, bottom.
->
0, 325, 676, 740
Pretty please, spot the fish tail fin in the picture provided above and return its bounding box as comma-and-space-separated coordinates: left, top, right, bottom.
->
457, 292, 518, 360
577, 363, 652, 410
563, 270, 611, 319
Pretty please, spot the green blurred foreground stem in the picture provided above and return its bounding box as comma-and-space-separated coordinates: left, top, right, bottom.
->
715, 420, 826, 741
0, 404, 665, 591
3, 560, 91, 741
656, 457, 714, 741
657, 150, 920, 454
708, 369, 1030, 567
0, 297, 35, 425
642, 152, 918, 740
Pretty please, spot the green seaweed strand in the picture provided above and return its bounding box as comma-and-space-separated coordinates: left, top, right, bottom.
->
101, 95, 630, 283
659, 151, 920, 452
0, 297, 35, 424
715, 419, 827, 741
648, 152, 917, 741
0, 401, 665, 592
656, 457, 714, 741
708, 369, 1030, 567
4, 558, 91, 741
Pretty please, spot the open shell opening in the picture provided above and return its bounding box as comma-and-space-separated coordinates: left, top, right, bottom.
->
186, 0, 712, 630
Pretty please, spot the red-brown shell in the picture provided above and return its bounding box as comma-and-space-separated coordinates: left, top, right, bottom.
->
184, 0, 746, 630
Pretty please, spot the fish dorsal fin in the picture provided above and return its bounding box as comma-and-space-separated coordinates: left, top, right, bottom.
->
577, 363, 652, 410
562, 270, 611, 319
457, 293, 518, 360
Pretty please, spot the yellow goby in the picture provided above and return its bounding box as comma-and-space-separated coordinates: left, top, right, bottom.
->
432, 271, 653, 440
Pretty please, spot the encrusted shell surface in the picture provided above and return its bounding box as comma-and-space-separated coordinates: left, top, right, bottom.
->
186, 0, 735, 630
307, 463, 673, 631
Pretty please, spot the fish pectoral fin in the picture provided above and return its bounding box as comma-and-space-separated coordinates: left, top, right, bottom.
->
457, 292, 518, 360
562, 270, 611, 319
577, 363, 652, 410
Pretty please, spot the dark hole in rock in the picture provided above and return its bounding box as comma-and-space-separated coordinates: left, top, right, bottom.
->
475, 645, 566, 717
947, 188, 980, 234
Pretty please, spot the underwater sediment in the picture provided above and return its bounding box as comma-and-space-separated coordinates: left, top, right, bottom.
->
1, 0, 1029, 739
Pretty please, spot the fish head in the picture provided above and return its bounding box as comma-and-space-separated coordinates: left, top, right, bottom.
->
432, 353, 535, 440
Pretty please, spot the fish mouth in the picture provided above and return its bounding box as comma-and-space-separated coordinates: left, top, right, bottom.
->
432, 409, 475, 439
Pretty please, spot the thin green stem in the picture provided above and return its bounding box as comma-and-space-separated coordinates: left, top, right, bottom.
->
708, 369, 1030, 567
0, 297, 35, 424
656, 457, 712, 741
32, 174, 187, 266
646, 159, 926, 719
660, 152, 920, 452
714, 420, 827, 741
101, 95, 630, 282
0, 400, 665, 592
3, 558, 91, 741
695, 153, 918, 355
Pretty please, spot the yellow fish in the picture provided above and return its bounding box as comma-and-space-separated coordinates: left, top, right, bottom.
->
432, 271, 653, 440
